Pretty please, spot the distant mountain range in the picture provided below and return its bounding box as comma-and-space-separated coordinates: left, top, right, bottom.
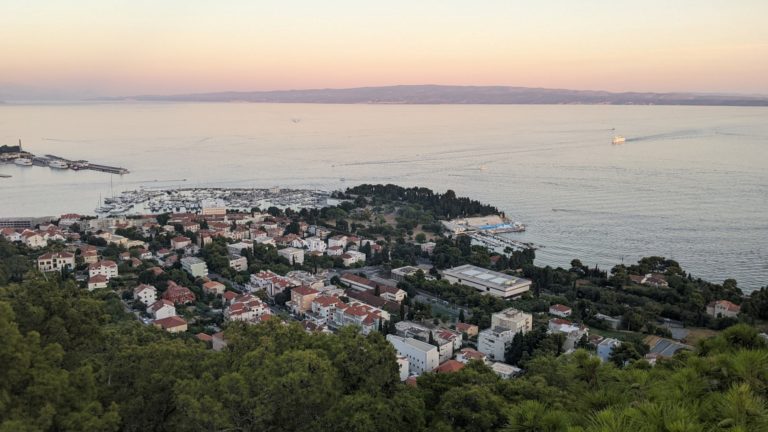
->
97, 85, 768, 106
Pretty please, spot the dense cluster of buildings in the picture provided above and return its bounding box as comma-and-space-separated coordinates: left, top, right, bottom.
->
2, 200, 722, 385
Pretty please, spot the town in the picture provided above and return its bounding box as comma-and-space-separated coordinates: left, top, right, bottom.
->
3, 183, 764, 389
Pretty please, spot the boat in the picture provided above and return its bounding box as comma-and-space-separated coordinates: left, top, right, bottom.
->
48, 160, 69, 169
612, 135, 626, 145
14, 158, 33, 166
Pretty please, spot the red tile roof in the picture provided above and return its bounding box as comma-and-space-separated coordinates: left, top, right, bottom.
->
154, 316, 187, 329
435, 360, 465, 373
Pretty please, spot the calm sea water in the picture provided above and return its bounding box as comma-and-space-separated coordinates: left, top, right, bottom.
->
1, 103, 766, 290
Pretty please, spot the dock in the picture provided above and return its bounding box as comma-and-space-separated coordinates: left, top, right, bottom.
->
45, 154, 129, 174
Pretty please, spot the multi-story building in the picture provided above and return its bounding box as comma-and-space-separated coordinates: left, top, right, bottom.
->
491, 308, 533, 333
288, 286, 320, 315
225, 294, 271, 323
149, 299, 177, 320
181, 257, 208, 278
162, 281, 196, 305
249, 270, 298, 297
386, 335, 439, 375
134, 284, 158, 306
36, 252, 75, 273
478, 308, 532, 361
171, 236, 192, 250
228, 254, 248, 272
441, 264, 531, 298
89, 260, 118, 280
548, 318, 589, 351
278, 247, 305, 265
305, 236, 326, 253
331, 301, 387, 335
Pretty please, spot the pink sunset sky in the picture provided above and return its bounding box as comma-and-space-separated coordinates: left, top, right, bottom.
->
1, 0, 767, 97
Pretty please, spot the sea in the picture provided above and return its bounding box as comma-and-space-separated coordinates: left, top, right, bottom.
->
1, 102, 766, 291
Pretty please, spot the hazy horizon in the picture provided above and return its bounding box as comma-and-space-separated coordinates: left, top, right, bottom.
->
2, 1, 767, 99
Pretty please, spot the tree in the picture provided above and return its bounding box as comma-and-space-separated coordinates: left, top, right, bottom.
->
458, 309, 465, 323
415, 233, 427, 244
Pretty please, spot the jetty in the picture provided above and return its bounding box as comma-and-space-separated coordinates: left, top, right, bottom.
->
45, 154, 130, 174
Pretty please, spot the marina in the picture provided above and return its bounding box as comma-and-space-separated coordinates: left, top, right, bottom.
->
94, 187, 332, 215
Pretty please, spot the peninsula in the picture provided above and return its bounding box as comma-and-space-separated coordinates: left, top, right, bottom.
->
98, 84, 768, 106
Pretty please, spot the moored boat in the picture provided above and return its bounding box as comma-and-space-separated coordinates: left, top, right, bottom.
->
48, 160, 69, 169
14, 158, 33, 166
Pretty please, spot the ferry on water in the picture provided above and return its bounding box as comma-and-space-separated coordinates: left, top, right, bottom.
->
612, 135, 626, 145
14, 158, 33, 166
48, 160, 69, 169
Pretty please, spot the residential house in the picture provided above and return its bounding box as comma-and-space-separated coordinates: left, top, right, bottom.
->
278, 247, 305, 265
203, 280, 226, 296
455, 348, 488, 364
149, 300, 176, 320
87, 274, 109, 290
162, 281, 196, 305
225, 294, 271, 323
37, 252, 75, 273
548, 318, 589, 351
379, 285, 407, 303
171, 236, 191, 250
706, 300, 741, 318
549, 304, 572, 318
227, 241, 253, 256
327, 235, 347, 249
597, 338, 621, 362
228, 254, 248, 272
249, 270, 298, 297
326, 245, 344, 257
341, 250, 366, 266
89, 260, 118, 280
153, 316, 188, 333
435, 360, 465, 374
305, 236, 327, 253
21, 231, 46, 248
134, 284, 158, 306
490, 362, 521, 379
455, 322, 479, 337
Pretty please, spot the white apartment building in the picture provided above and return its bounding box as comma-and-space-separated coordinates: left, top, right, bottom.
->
278, 247, 305, 265
478, 308, 533, 361
149, 299, 177, 320
88, 260, 119, 280
305, 236, 327, 253
386, 335, 439, 375
134, 284, 158, 306
181, 257, 209, 278
228, 254, 248, 272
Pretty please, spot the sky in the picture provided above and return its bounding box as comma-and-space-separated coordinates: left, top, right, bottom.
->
1, 0, 767, 98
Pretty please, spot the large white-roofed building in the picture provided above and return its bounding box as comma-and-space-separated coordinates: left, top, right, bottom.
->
441, 264, 531, 298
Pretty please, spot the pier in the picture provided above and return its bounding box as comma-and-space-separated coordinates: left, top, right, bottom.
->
45, 154, 130, 174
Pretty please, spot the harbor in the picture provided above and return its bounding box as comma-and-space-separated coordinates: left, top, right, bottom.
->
95, 187, 332, 216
